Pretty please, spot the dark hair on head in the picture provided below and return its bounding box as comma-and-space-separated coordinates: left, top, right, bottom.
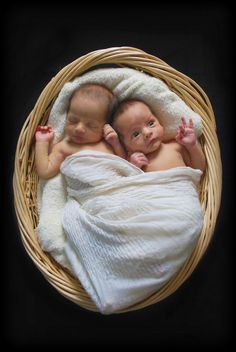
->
109, 98, 149, 126
68, 83, 118, 121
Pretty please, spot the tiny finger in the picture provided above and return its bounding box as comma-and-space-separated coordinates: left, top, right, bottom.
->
189, 118, 194, 128
181, 116, 187, 126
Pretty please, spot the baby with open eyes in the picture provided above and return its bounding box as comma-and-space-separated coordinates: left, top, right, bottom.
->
104, 99, 206, 172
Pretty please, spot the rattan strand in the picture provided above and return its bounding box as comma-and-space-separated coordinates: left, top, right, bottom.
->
13, 46, 222, 313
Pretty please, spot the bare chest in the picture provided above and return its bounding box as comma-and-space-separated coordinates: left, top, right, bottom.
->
63, 140, 114, 157
144, 143, 186, 172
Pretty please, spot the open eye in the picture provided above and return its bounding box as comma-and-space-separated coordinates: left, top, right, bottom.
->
148, 120, 155, 126
132, 131, 140, 138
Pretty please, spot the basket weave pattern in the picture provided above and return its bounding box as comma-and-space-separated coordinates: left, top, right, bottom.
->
13, 47, 222, 312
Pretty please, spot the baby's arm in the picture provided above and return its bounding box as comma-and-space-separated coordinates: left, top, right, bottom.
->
35, 125, 65, 179
103, 124, 127, 159
176, 117, 206, 171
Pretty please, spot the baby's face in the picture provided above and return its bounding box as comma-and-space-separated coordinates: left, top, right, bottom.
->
114, 101, 164, 154
65, 93, 107, 144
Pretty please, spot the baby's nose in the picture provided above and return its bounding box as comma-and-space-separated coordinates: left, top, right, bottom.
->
75, 122, 85, 133
143, 128, 152, 139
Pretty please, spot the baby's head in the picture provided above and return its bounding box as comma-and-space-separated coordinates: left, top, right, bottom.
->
65, 83, 117, 144
111, 99, 164, 155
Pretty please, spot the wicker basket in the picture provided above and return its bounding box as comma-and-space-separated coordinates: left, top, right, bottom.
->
13, 46, 222, 313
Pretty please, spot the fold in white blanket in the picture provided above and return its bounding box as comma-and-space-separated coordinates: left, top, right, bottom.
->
60, 151, 203, 314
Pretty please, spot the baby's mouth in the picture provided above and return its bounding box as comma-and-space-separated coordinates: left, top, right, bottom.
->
74, 136, 84, 143
74, 134, 84, 142
147, 137, 158, 146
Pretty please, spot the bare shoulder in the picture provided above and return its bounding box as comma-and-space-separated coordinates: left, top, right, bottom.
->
51, 139, 66, 153
60, 140, 114, 155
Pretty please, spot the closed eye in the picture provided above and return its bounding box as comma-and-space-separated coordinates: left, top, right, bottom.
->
87, 123, 99, 129
67, 116, 79, 124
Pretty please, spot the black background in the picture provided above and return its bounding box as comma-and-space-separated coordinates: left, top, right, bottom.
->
3, 2, 233, 348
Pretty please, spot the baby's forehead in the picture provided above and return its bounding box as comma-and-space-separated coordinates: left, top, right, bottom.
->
71, 93, 106, 105
125, 112, 156, 125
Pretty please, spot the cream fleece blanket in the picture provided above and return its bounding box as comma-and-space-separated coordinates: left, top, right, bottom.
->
36, 67, 204, 282
60, 151, 203, 314
49, 67, 202, 143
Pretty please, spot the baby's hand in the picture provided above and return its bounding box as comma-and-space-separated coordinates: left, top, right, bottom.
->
35, 124, 54, 142
129, 152, 149, 169
103, 124, 119, 145
175, 117, 196, 147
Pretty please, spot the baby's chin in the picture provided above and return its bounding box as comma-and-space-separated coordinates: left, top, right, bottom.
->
138, 142, 161, 154
148, 139, 162, 152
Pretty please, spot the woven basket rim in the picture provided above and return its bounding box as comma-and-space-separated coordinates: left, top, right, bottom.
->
13, 46, 222, 313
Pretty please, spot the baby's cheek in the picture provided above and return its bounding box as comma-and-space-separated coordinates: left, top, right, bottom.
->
130, 142, 145, 153
129, 142, 137, 152
157, 126, 164, 138
136, 138, 146, 148
65, 125, 72, 134
92, 129, 103, 140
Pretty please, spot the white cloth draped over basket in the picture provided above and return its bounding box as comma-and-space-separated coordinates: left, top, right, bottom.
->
60, 150, 203, 314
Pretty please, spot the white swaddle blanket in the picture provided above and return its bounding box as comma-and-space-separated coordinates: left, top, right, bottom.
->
60, 150, 203, 314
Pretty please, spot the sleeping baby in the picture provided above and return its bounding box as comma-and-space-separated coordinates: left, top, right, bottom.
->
104, 99, 206, 172
35, 83, 119, 179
